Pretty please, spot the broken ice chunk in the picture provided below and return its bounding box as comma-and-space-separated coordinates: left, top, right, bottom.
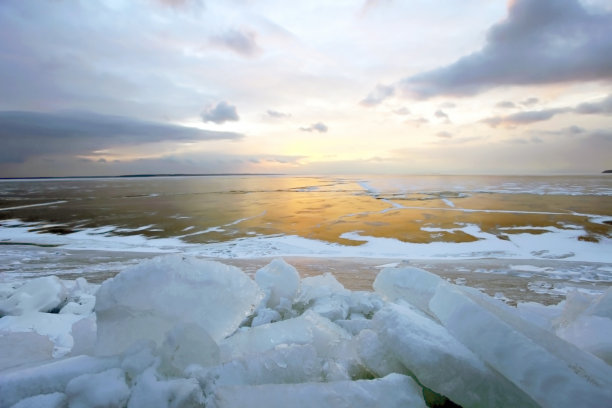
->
65, 368, 130, 408
0, 276, 67, 315
555, 288, 612, 364
207, 373, 426, 408
430, 283, 612, 407
370, 303, 539, 408
296, 273, 347, 305
127, 366, 204, 408
9, 392, 66, 408
255, 259, 300, 308
0, 355, 120, 407
219, 310, 351, 361
0, 311, 84, 357
373, 266, 443, 316
0, 332, 54, 370
95, 256, 263, 355
355, 329, 405, 377
192, 344, 323, 396
159, 323, 220, 376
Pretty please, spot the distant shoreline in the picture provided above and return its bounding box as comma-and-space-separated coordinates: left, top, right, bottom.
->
1, 172, 609, 180
0, 173, 285, 180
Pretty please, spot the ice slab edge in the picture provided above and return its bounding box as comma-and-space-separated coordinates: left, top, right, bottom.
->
1, 256, 612, 407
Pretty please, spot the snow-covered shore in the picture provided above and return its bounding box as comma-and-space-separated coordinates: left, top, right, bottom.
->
1, 256, 611, 407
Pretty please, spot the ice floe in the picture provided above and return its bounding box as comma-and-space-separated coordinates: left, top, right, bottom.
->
1, 256, 611, 407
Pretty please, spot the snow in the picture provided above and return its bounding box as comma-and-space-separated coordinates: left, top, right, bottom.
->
1, 256, 612, 407
0, 276, 67, 315
2, 216, 611, 266
0, 332, 54, 370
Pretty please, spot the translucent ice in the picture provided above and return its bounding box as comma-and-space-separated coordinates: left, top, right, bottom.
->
207, 373, 426, 408
219, 310, 351, 361
373, 266, 442, 316
65, 368, 130, 408
430, 283, 612, 407
127, 366, 205, 408
0, 355, 120, 407
369, 303, 538, 407
192, 344, 323, 396
555, 288, 612, 364
255, 258, 300, 308
297, 273, 347, 305
159, 323, 220, 375
95, 256, 263, 354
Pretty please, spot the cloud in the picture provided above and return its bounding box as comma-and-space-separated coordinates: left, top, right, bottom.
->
482, 94, 612, 127
393, 107, 410, 115
434, 109, 451, 123
388, 0, 612, 98
210, 28, 260, 57
482, 108, 570, 127
201, 101, 240, 124
405, 117, 429, 127
520, 97, 539, 107
266, 109, 291, 119
504, 136, 544, 144
155, 0, 204, 8
565, 125, 586, 135
300, 122, 328, 133
0, 110, 243, 163
360, 84, 395, 106
575, 94, 612, 114
496, 101, 516, 109
436, 131, 452, 138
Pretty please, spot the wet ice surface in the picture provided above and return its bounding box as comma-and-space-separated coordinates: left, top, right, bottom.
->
1, 256, 611, 408
1, 245, 610, 306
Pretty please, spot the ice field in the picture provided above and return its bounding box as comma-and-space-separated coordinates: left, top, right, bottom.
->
1, 256, 611, 407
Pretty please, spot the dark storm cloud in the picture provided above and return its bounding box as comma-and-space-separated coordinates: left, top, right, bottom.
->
299, 122, 328, 133
211, 29, 260, 57
201, 101, 240, 124
367, 0, 612, 101
0, 110, 243, 163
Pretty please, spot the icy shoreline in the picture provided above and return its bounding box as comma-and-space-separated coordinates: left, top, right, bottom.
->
1, 256, 611, 407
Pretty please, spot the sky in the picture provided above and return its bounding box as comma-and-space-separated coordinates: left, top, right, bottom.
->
0, 0, 611, 177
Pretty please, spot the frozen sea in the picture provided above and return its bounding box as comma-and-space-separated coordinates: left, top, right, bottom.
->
1, 174, 611, 303
1, 175, 612, 407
